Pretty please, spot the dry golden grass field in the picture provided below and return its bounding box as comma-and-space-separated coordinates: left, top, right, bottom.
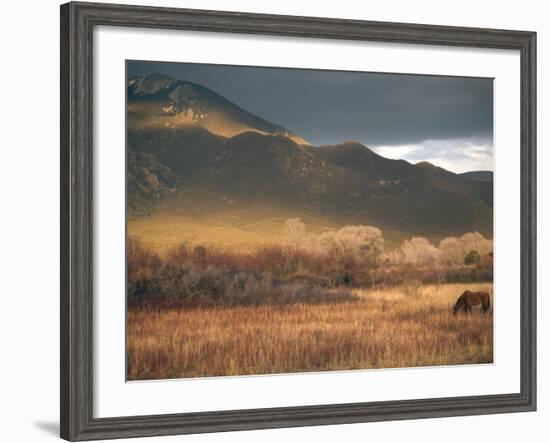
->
127, 282, 493, 380
127, 210, 413, 254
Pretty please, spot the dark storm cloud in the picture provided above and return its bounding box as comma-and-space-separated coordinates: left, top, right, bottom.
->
128, 61, 493, 172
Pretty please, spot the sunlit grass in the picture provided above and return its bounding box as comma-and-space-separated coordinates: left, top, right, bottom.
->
127, 282, 492, 380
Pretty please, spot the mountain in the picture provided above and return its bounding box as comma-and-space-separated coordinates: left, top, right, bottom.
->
459, 170, 493, 183
127, 73, 308, 145
415, 162, 492, 206
127, 150, 178, 213
127, 74, 493, 240
183, 132, 367, 213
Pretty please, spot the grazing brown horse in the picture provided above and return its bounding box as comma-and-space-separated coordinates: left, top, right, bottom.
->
453, 290, 490, 315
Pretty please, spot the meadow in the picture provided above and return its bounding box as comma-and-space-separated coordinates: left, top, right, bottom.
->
125, 69, 495, 381
127, 282, 493, 380
126, 221, 493, 380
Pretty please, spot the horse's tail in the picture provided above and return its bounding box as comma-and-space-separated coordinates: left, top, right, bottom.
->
483, 293, 490, 311
453, 298, 463, 313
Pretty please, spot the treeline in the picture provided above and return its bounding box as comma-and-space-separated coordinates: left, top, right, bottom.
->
128, 220, 492, 307
283, 218, 493, 268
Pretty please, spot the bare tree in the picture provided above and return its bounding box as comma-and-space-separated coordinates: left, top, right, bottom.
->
460, 232, 492, 257
439, 236, 462, 265
284, 218, 306, 252
398, 237, 441, 266
318, 225, 384, 263
439, 232, 493, 265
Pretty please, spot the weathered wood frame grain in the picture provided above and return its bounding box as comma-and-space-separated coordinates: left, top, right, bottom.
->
60, 2, 537, 440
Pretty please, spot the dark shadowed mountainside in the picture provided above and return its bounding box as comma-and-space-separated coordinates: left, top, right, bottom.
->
459, 170, 494, 183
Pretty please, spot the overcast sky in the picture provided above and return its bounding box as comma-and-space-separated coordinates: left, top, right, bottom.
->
128, 61, 493, 173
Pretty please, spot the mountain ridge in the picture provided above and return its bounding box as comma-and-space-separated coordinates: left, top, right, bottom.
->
459, 170, 493, 183
127, 74, 493, 239
128, 73, 309, 145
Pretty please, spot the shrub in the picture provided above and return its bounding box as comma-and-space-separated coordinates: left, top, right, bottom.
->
166, 242, 190, 266
127, 236, 162, 281
127, 224, 494, 308
127, 253, 359, 308
192, 245, 208, 268
464, 250, 481, 265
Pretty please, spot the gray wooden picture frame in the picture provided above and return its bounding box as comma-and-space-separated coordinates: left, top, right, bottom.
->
60, 2, 537, 441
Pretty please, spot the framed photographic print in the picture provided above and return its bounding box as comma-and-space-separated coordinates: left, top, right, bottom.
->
60, 1, 536, 441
